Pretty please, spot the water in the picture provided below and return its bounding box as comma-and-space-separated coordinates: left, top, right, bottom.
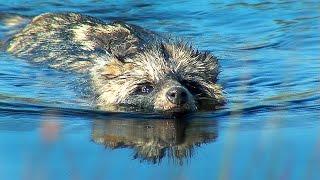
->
0, 0, 319, 179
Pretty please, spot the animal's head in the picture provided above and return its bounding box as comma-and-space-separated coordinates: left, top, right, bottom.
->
92, 42, 225, 113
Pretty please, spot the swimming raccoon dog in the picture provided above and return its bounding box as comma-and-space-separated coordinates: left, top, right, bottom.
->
5, 12, 225, 113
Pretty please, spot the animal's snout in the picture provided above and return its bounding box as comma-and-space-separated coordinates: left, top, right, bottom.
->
166, 87, 189, 105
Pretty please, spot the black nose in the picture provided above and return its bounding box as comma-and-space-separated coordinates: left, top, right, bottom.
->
166, 87, 188, 105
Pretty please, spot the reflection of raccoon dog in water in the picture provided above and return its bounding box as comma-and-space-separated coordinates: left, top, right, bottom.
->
4, 12, 225, 113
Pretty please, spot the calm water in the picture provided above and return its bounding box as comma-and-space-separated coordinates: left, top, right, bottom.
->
0, 0, 320, 179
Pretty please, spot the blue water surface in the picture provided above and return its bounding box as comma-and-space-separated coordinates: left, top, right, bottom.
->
0, 1, 320, 179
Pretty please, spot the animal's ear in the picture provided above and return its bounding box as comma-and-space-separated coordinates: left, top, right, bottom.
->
101, 57, 134, 78
89, 22, 141, 58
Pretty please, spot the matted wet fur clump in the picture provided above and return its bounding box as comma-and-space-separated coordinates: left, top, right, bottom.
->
4, 12, 225, 113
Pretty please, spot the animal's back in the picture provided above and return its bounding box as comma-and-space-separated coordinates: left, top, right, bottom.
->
5, 12, 157, 71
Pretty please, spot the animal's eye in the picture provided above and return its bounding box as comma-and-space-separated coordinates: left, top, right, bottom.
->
183, 80, 203, 95
133, 84, 154, 95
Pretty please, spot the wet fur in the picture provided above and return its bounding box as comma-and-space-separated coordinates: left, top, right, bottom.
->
5, 12, 225, 112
